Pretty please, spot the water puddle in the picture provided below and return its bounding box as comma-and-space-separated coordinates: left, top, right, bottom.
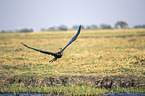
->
102, 93, 145, 96
0, 93, 145, 96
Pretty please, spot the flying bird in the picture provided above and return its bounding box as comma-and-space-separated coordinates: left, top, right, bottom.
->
21, 25, 81, 62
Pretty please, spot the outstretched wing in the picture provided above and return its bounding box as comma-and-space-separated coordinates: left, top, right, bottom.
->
60, 25, 81, 52
21, 42, 56, 57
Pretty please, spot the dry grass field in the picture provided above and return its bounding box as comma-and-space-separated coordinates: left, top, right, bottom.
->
0, 29, 145, 95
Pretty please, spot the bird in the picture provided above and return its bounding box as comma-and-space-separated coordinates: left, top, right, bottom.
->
21, 25, 81, 62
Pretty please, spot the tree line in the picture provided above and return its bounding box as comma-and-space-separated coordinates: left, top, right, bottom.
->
0, 21, 145, 33
0, 28, 33, 33
41, 21, 145, 31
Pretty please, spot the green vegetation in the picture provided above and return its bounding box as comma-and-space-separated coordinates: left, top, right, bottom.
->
0, 29, 145, 95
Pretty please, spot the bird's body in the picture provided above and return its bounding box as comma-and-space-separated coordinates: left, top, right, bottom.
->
52, 52, 63, 59
21, 25, 81, 62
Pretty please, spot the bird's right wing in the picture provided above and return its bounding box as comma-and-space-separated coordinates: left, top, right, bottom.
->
21, 42, 56, 56
60, 25, 81, 52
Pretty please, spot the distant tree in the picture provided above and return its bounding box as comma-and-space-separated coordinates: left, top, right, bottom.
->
0, 30, 13, 33
100, 24, 112, 29
85, 25, 98, 30
134, 24, 145, 28
48, 27, 57, 31
72, 25, 79, 30
0, 30, 6, 33
86, 25, 91, 30
143, 25, 145, 28
58, 25, 68, 31
17, 28, 33, 33
0, 29, 33, 33
40, 28, 46, 31
81, 25, 85, 30
134, 25, 142, 28
115, 21, 128, 29
91, 24, 98, 29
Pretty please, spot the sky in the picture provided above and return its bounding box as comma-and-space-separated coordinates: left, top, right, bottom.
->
0, 0, 145, 32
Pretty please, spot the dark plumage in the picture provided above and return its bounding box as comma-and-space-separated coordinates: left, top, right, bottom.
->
21, 25, 81, 62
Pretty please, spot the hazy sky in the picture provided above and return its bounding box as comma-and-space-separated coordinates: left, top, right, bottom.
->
0, 0, 145, 31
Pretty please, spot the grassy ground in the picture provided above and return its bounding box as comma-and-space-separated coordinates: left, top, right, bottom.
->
0, 29, 145, 95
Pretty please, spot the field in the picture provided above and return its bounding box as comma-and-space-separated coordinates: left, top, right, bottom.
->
0, 29, 145, 95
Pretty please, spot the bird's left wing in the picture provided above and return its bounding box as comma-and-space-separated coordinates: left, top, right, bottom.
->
60, 25, 81, 52
21, 42, 56, 56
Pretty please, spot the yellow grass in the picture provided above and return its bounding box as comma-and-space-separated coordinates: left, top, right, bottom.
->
0, 29, 145, 94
